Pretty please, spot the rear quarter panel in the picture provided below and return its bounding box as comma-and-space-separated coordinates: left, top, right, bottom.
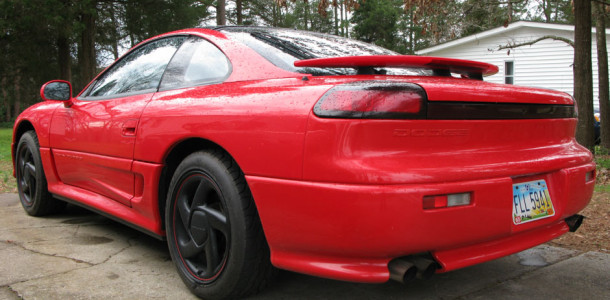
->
135, 78, 330, 180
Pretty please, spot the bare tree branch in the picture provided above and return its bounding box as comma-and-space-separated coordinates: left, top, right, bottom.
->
492, 35, 574, 52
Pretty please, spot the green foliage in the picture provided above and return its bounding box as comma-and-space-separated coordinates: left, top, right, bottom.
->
0, 128, 12, 161
460, 0, 511, 37
0, 0, 63, 114
597, 157, 610, 170
0, 128, 15, 192
595, 146, 610, 169
594, 184, 610, 192
245, 0, 334, 32
351, 0, 403, 52
0, 0, 212, 120
123, 0, 210, 45
526, 0, 574, 24
0, 0, 584, 125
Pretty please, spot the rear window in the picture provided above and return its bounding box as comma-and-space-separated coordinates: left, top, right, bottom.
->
221, 28, 427, 76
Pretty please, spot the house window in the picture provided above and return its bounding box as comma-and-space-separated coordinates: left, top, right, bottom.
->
505, 61, 514, 84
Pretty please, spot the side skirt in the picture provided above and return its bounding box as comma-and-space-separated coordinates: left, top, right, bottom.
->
53, 194, 165, 241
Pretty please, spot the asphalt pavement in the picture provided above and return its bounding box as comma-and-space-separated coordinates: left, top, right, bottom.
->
0, 193, 608, 299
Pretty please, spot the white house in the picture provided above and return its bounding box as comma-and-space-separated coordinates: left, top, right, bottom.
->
416, 21, 610, 110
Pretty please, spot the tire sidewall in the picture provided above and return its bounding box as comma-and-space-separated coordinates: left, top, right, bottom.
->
166, 151, 250, 299
16, 132, 48, 215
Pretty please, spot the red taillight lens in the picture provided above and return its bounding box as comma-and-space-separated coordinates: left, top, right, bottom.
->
314, 81, 427, 119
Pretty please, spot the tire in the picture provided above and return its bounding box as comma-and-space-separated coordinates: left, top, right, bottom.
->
165, 150, 276, 299
15, 131, 65, 216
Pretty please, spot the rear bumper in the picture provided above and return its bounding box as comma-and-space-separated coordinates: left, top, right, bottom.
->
247, 162, 595, 283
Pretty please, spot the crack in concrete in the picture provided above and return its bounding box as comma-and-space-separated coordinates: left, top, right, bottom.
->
0, 223, 108, 233
100, 237, 135, 265
3, 236, 137, 291
3, 235, 137, 267
2, 239, 92, 266
1, 285, 23, 300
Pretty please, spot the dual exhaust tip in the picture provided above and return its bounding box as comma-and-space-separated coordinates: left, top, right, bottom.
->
388, 256, 440, 284
565, 214, 585, 232
388, 214, 585, 284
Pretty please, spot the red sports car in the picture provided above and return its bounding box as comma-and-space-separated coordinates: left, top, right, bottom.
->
13, 27, 594, 299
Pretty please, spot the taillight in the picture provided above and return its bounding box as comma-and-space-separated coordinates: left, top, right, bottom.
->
313, 81, 427, 119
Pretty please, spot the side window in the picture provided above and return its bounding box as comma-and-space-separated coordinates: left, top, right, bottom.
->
160, 37, 231, 90
505, 61, 514, 85
85, 36, 186, 98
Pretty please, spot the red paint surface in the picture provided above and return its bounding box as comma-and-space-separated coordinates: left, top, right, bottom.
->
13, 28, 594, 283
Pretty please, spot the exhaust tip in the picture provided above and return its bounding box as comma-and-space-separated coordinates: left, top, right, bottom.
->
565, 214, 585, 232
389, 255, 440, 283
409, 256, 439, 279
388, 259, 417, 284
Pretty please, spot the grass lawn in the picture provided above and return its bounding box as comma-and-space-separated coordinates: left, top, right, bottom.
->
0, 128, 16, 193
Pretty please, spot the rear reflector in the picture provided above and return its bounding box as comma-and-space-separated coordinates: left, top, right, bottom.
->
313, 81, 427, 119
585, 170, 595, 182
423, 193, 471, 210
448, 193, 471, 206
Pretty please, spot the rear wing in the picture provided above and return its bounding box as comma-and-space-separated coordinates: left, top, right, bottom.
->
294, 55, 499, 80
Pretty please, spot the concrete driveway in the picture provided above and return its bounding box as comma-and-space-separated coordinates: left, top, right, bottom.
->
1, 193, 608, 299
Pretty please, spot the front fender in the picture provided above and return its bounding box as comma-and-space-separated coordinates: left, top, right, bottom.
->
12, 101, 63, 173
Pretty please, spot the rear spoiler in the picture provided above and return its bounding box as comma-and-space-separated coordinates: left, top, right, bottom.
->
294, 55, 499, 80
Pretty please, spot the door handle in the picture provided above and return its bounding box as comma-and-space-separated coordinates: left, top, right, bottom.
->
122, 119, 138, 136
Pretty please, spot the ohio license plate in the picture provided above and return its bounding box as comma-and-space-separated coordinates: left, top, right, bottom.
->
512, 180, 555, 225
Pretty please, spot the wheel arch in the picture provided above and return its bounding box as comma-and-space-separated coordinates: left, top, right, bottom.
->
158, 137, 241, 228
12, 120, 36, 168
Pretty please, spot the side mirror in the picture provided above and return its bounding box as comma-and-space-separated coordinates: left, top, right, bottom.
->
40, 80, 72, 101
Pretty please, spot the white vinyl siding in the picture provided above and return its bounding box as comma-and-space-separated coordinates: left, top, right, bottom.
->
417, 22, 610, 111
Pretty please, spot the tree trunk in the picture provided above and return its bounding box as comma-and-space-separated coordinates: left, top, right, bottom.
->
1, 76, 9, 122
409, 9, 415, 53
57, 36, 71, 81
109, 3, 120, 60
272, 3, 278, 27
343, 1, 349, 38
80, 9, 97, 87
543, 0, 551, 23
507, 0, 513, 23
236, 0, 243, 25
216, 0, 226, 25
574, 0, 594, 151
304, 2, 309, 30
13, 71, 21, 118
340, 1, 345, 36
334, 0, 339, 35
596, 3, 610, 149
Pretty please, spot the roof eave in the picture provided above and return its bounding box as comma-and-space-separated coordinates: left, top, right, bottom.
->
416, 21, 605, 55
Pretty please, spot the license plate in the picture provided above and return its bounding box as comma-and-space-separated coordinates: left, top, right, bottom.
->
512, 179, 555, 225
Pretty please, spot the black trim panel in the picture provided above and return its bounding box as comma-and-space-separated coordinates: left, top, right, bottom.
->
52, 194, 166, 241
427, 102, 575, 120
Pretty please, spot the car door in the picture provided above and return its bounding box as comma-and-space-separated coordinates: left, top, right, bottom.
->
49, 36, 186, 206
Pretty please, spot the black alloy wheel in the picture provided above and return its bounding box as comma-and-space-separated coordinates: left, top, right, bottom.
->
172, 172, 230, 281
17, 138, 37, 206
166, 150, 276, 299
15, 131, 65, 216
